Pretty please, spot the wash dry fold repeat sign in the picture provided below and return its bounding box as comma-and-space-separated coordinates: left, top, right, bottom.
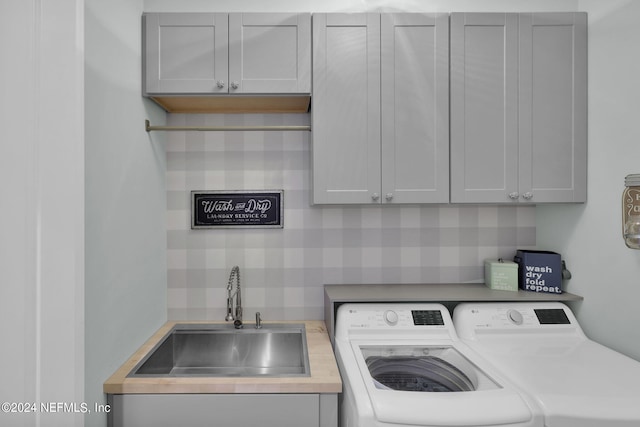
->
191, 190, 283, 229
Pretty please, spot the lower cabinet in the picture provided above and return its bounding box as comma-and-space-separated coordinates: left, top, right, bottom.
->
107, 393, 337, 427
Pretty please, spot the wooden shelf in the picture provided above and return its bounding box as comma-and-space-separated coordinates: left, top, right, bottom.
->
149, 95, 311, 114
323, 283, 583, 342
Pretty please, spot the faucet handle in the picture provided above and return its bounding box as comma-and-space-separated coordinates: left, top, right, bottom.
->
255, 312, 262, 329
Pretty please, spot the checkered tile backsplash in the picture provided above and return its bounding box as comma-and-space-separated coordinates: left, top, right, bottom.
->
166, 113, 536, 321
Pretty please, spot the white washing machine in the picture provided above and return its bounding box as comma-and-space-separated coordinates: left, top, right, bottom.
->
453, 302, 640, 427
334, 303, 543, 427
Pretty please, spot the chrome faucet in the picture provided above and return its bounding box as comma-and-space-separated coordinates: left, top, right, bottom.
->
225, 266, 243, 328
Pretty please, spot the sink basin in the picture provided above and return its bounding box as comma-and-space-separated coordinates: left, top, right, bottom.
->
128, 323, 310, 377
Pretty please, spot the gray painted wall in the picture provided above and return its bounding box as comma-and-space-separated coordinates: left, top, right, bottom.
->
85, 1, 167, 426
537, 0, 640, 361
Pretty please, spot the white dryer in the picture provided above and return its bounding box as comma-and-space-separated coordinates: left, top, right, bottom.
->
453, 302, 640, 427
334, 303, 543, 427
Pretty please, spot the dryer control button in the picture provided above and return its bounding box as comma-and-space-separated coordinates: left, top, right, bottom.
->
384, 310, 399, 326
508, 309, 524, 325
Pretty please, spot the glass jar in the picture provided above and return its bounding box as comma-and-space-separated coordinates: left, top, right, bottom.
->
622, 174, 640, 249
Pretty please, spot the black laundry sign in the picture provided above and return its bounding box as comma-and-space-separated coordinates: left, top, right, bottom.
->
191, 190, 283, 229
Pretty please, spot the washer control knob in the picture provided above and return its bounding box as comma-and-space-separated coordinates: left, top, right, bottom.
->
384, 310, 399, 326
507, 309, 524, 325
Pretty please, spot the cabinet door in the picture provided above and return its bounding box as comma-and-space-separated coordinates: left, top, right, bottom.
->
110, 394, 321, 427
518, 13, 587, 203
228, 13, 311, 94
381, 13, 449, 204
312, 14, 381, 204
144, 13, 228, 94
450, 13, 519, 203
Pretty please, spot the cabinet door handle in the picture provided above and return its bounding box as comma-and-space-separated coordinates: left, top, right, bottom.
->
230, 81, 239, 90
372, 193, 380, 201
385, 193, 394, 201
522, 192, 533, 200
216, 80, 225, 89
508, 192, 520, 200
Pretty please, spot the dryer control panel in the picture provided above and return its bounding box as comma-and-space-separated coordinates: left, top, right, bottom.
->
452, 302, 584, 340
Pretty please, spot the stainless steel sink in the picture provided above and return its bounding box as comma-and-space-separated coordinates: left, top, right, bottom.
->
128, 324, 310, 377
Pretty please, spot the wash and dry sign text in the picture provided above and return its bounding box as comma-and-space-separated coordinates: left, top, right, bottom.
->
191, 190, 283, 229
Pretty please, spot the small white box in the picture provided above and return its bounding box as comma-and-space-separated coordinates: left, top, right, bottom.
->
484, 259, 519, 291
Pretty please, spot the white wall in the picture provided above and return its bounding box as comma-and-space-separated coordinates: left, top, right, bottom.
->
0, 1, 85, 426
537, 0, 640, 361
144, 0, 579, 13
84, 0, 167, 426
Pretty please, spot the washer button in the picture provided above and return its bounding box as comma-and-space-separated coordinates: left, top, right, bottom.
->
384, 310, 399, 326
508, 309, 524, 325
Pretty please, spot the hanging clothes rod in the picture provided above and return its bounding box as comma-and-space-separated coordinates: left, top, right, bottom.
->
145, 120, 311, 132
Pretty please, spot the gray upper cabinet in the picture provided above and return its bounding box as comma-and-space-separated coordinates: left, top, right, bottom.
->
228, 14, 310, 94
143, 12, 311, 96
519, 13, 587, 203
312, 13, 381, 205
144, 13, 228, 95
450, 12, 587, 203
450, 13, 518, 204
312, 13, 449, 205
381, 14, 450, 204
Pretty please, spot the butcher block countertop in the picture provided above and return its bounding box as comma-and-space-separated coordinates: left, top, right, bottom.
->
104, 320, 342, 394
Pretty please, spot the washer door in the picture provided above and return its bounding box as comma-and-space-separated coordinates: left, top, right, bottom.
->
343, 342, 537, 426
366, 355, 474, 392
358, 345, 502, 392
